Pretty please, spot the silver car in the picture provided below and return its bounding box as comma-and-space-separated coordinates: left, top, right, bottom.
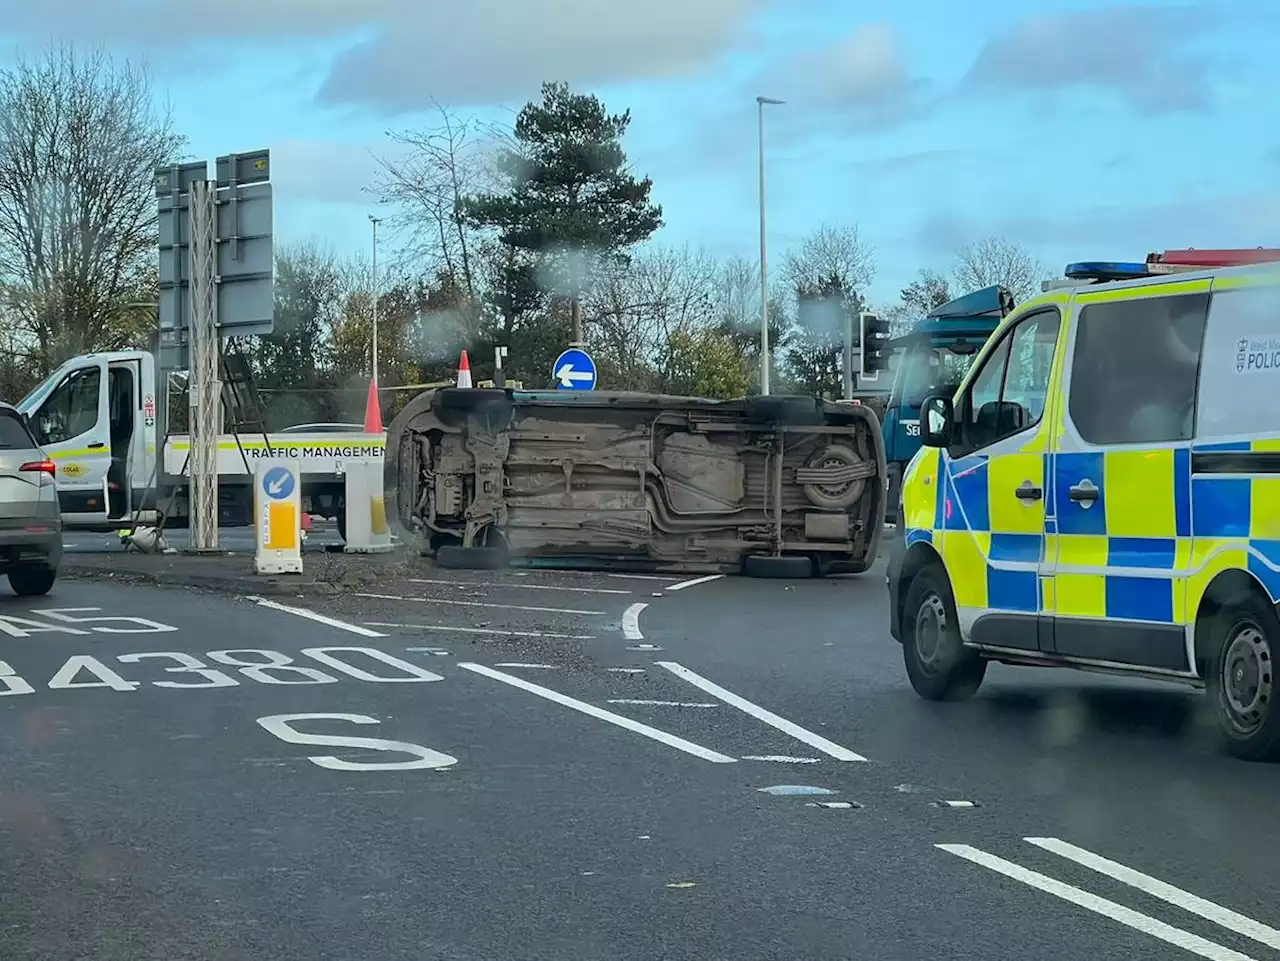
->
0, 402, 62, 595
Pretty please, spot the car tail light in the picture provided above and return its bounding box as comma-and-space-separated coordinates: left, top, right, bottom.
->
20, 460, 56, 476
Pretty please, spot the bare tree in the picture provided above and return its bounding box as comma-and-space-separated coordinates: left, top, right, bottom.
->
781, 223, 876, 295
952, 236, 1046, 303
0, 45, 184, 370
373, 101, 513, 304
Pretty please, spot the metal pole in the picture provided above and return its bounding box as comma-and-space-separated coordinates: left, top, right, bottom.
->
188, 180, 220, 552
756, 96, 783, 396
369, 215, 381, 386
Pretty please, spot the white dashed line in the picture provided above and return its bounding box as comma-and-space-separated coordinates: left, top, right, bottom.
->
458, 663, 737, 764
409, 578, 631, 595
665, 574, 724, 592
355, 593, 603, 615
495, 663, 560, 670
365, 622, 595, 640
656, 661, 867, 762
252, 598, 388, 637
937, 844, 1256, 961
742, 755, 821, 764
606, 699, 718, 708
622, 602, 648, 640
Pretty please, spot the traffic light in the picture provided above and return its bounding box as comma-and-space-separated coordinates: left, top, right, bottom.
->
860, 312, 891, 374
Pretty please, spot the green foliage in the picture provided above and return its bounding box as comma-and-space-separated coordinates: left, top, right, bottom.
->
665, 327, 752, 399
785, 272, 860, 398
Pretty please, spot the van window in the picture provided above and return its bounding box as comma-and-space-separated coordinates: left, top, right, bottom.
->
1194, 285, 1280, 442
1068, 293, 1208, 446
957, 309, 1060, 452
34, 366, 102, 445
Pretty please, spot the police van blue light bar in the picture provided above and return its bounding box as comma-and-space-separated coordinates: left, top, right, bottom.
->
1064, 261, 1151, 282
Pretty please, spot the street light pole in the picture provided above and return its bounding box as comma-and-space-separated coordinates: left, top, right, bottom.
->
756, 96, 783, 396
369, 215, 382, 386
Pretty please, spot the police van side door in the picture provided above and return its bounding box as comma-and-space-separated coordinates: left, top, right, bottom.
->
1048, 281, 1209, 671
939, 307, 1062, 651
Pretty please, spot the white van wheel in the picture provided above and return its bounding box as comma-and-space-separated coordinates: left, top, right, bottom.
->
1208, 599, 1280, 761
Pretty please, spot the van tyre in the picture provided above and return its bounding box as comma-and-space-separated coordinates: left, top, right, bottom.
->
902, 563, 986, 700
1206, 596, 1280, 761
9, 566, 56, 597
436, 545, 508, 570
742, 553, 813, 579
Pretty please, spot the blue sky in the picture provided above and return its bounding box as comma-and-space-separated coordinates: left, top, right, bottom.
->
3, 0, 1277, 306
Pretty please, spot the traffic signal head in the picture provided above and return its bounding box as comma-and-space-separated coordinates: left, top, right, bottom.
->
860, 312, 891, 374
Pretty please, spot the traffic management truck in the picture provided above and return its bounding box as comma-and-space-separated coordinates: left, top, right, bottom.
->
13, 349, 384, 535
881, 285, 1013, 523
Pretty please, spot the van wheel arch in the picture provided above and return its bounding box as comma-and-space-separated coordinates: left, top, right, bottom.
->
1193, 569, 1275, 676
898, 542, 946, 636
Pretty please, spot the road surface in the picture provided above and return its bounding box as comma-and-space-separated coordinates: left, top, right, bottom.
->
2, 562, 1277, 960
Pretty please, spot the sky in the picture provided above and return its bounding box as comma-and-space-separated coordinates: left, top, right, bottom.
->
2, 0, 1278, 307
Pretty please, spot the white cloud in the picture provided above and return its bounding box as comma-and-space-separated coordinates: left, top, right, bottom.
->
268, 139, 389, 206
5, 0, 767, 111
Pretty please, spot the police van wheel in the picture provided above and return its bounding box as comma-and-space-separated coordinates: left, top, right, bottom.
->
1208, 599, 1280, 762
902, 564, 986, 701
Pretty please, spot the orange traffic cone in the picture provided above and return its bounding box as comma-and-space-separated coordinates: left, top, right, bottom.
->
456, 350, 473, 388
363, 379, 383, 433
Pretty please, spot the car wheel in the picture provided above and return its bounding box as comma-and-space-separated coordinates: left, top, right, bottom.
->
902, 563, 986, 701
9, 566, 56, 597
742, 553, 814, 579
1207, 597, 1280, 761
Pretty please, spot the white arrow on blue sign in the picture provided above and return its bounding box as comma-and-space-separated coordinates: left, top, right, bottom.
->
552, 347, 597, 391
262, 465, 296, 500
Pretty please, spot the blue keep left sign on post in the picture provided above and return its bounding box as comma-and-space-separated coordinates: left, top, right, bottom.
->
552, 347, 597, 390
262, 465, 296, 500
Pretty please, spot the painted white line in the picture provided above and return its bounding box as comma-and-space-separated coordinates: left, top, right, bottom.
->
514, 570, 670, 582
606, 699, 718, 708
409, 578, 631, 595
355, 593, 603, 616
742, 755, 821, 764
940, 800, 978, 808
622, 602, 648, 640
495, 663, 560, 670
251, 598, 387, 638
1026, 837, 1280, 951
365, 622, 595, 640
665, 574, 724, 592
459, 662, 737, 764
656, 661, 867, 762
938, 844, 1256, 961
606, 667, 646, 674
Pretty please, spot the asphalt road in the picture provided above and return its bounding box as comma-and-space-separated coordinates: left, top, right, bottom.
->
2, 562, 1278, 960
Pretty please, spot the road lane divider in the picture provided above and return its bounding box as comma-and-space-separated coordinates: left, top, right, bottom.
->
665, 574, 724, 592
365, 622, 595, 640
409, 578, 631, 595
251, 598, 388, 637
622, 603, 648, 640
458, 662, 738, 764
937, 844, 1258, 961
1026, 837, 1280, 951
355, 593, 604, 616
655, 661, 868, 762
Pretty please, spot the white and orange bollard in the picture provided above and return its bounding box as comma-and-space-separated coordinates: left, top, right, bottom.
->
456, 350, 473, 388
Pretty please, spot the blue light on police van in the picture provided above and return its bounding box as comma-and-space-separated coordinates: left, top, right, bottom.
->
1064, 261, 1151, 281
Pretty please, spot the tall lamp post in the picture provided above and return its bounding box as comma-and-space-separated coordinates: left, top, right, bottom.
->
369, 214, 382, 385
756, 95, 784, 395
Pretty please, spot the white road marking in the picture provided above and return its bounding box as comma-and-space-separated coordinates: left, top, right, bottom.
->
939, 800, 978, 808
606, 668, 646, 674
626, 644, 662, 652
938, 845, 1258, 961
1026, 837, 1280, 951
513, 570, 671, 582
622, 603, 648, 640
459, 662, 737, 764
409, 578, 631, 595
606, 699, 718, 708
656, 661, 867, 762
495, 663, 560, 670
355, 593, 602, 616
665, 574, 724, 592
742, 755, 821, 764
366, 622, 594, 640
251, 598, 387, 638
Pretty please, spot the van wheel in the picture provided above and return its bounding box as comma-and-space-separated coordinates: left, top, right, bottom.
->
742, 553, 813, 578
1207, 597, 1280, 761
9, 566, 56, 597
436, 527, 509, 570
902, 564, 986, 701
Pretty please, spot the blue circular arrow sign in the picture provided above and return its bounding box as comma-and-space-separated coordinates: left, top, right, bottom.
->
262, 465, 296, 500
552, 348, 597, 391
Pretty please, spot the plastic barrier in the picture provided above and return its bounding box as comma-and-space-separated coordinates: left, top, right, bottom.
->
342, 461, 394, 553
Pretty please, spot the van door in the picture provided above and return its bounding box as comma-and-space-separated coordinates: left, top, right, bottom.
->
106, 360, 141, 520
937, 308, 1062, 651
1047, 282, 1209, 672
31, 357, 112, 525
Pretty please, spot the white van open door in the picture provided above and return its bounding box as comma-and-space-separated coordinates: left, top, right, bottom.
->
29, 357, 112, 526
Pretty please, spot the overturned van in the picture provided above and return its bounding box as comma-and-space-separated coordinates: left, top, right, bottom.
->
384, 388, 887, 576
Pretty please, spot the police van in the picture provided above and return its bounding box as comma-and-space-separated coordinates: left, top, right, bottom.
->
885, 248, 1280, 760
